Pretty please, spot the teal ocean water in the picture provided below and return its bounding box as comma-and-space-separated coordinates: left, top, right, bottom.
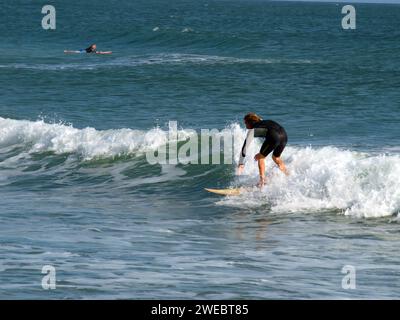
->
0, 0, 400, 299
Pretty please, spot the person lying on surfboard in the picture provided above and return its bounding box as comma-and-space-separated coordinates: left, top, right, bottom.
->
64, 44, 112, 55
84, 44, 97, 53
238, 113, 288, 187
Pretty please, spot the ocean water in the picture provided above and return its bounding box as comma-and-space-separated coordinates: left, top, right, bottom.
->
0, 0, 400, 299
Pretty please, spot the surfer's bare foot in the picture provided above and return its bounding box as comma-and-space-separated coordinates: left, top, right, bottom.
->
257, 176, 266, 188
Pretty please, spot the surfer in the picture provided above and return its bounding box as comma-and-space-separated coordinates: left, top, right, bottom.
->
238, 113, 288, 187
84, 44, 97, 53
64, 44, 112, 55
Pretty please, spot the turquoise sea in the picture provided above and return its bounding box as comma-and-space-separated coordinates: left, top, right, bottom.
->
0, 0, 399, 299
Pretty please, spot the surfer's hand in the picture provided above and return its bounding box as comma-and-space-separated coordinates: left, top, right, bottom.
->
254, 153, 265, 161
237, 164, 244, 175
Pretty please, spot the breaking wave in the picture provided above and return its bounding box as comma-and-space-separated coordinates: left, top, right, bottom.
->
0, 117, 399, 218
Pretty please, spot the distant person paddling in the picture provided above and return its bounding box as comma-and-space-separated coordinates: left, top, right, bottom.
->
238, 113, 288, 187
84, 44, 97, 53
64, 44, 112, 55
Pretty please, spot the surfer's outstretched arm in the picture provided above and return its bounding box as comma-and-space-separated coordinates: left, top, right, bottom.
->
238, 129, 254, 173
257, 156, 266, 187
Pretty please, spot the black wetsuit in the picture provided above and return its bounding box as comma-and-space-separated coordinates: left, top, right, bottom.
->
85, 47, 96, 53
239, 120, 288, 165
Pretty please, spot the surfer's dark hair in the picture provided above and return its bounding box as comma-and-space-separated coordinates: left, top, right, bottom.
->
85, 44, 96, 52
244, 113, 262, 126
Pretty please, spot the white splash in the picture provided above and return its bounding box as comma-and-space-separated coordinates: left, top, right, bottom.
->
220, 124, 400, 219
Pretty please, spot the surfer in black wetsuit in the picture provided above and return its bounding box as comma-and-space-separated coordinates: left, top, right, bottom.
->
238, 113, 288, 187
85, 44, 97, 53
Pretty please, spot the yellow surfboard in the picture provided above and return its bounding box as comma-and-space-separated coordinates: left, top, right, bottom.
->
204, 188, 242, 196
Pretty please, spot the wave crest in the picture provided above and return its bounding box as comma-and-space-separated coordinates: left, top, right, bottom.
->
0, 117, 190, 160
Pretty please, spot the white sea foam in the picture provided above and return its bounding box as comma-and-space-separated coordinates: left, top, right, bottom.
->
0, 54, 314, 71
181, 27, 194, 33
0, 117, 191, 160
111, 53, 314, 67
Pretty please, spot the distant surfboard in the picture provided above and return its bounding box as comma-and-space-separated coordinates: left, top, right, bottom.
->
204, 188, 242, 196
95, 51, 113, 55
